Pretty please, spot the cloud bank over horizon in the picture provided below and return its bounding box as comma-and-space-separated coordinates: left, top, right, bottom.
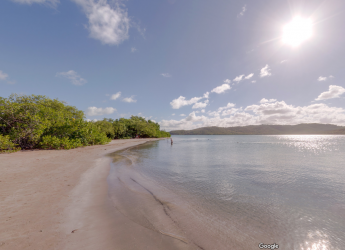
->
160, 85, 345, 131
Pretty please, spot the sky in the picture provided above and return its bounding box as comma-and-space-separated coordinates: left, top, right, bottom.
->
1, 0, 345, 131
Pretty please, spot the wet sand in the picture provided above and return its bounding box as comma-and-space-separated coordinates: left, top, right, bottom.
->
0, 139, 164, 250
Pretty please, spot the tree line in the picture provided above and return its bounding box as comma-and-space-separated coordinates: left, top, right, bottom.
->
0, 94, 170, 152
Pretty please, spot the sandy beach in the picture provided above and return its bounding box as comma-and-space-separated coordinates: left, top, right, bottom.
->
0, 139, 165, 250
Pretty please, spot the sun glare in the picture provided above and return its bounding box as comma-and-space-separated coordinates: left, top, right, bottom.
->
282, 16, 312, 47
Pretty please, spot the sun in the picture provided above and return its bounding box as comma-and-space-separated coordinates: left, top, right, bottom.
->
282, 16, 313, 47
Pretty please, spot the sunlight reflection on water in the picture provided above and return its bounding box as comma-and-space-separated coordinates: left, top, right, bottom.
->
113, 135, 345, 249
277, 135, 340, 154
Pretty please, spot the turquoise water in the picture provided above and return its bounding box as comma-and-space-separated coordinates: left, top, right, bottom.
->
109, 135, 345, 249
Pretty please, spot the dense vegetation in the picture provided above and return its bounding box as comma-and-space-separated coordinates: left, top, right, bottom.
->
170, 124, 345, 135
0, 94, 169, 153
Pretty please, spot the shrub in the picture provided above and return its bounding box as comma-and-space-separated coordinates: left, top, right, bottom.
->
0, 94, 169, 153
0, 94, 111, 151
0, 135, 20, 153
39, 135, 83, 150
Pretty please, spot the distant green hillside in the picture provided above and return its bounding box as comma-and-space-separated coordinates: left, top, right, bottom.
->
170, 124, 345, 135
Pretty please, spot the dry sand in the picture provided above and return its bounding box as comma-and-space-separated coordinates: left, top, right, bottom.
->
0, 139, 164, 250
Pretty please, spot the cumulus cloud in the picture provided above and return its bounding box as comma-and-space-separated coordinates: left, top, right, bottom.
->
111, 92, 121, 100
260, 98, 277, 104
211, 83, 231, 94
203, 92, 210, 98
0, 70, 9, 80
252, 80, 256, 83
201, 109, 205, 113
86, 107, 116, 116
245, 73, 254, 79
245, 101, 296, 116
318, 75, 334, 81
237, 4, 247, 17
218, 103, 236, 111
206, 103, 237, 117
56, 70, 87, 85
180, 114, 186, 116
192, 100, 209, 109
315, 85, 345, 101
72, 0, 130, 45
260, 64, 271, 78
161, 73, 171, 77
224, 79, 231, 84
123, 96, 137, 103
170, 96, 203, 109
11, 0, 59, 7
160, 99, 345, 131
233, 74, 244, 83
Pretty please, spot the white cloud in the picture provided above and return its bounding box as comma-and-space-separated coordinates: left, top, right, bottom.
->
0, 70, 9, 80
233, 74, 244, 83
224, 79, 231, 84
111, 92, 121, 100
72, 0, 130, 45
123, 96, 137, 103
203, 92, 210, 98
172, 113, 175, 116
11, 0, 59, 7
180, 114, 186, 117
192, 100, 209, 109
131, 47, 137, 52
201, 109, 205, 113
211, 83, 231, 94
221, 108, 240, 116
260, 64, 271, 78
238, 4, 247, 17
318, 75, 334, 81
206, 103, 237, 118
260, 98, 277, 104
86, 107, 116, 116
245, 73, 254, 79
56, 70, 87, 86
170, 96, 203, 109
315, 85, 345, 101
280, 60, 288, 64
252, 80, 256, 83
218, 103, 236, 111
245, 101, 297, 116
161, 73, 171, 77
160, 99, 345, 131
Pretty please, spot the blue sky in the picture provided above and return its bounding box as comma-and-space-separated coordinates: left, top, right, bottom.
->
1, 0, 345, 131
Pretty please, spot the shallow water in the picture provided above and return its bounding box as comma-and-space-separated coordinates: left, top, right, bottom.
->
108, 135, 345, 250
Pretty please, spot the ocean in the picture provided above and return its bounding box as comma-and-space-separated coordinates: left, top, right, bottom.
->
107, 135, 345, 250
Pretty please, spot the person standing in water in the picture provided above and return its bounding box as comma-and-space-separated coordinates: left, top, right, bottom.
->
170, 138, 173, 145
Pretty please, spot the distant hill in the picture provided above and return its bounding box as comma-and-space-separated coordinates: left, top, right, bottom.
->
170, 124, 345, 135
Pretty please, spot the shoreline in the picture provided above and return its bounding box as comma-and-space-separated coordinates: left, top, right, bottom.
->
0, 139, 162, 250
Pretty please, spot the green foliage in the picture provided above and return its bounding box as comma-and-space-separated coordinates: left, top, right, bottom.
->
0, 94, 169, 153
0, 94, 110, 152
108, 116, 170, 139
89, 116, 171, 139
0, 135, 20, 152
